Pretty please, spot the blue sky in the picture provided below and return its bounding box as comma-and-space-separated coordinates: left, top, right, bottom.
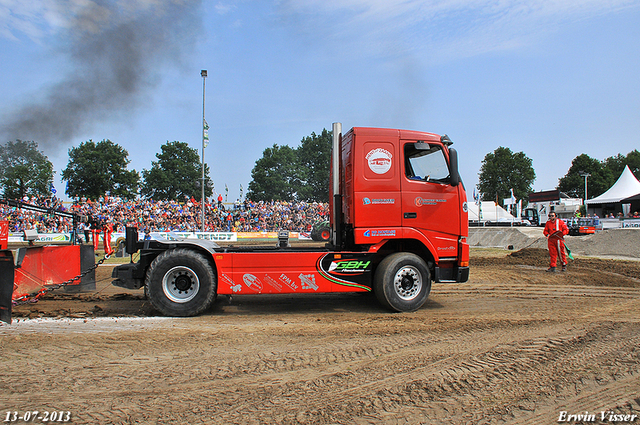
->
1, 0, 639, 203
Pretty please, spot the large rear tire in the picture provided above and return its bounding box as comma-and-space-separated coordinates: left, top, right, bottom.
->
311, 221, 330, 241
374, 252, 431, 312
146, 249, 217, 317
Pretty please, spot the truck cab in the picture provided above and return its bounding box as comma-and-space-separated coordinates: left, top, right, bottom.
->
333, 126, 469, 284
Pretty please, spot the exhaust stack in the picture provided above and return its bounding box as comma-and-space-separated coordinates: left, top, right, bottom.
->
331, 122, 342, 248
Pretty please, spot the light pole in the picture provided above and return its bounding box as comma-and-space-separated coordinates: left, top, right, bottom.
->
579, 171, 590, 212
201, 70, 207, 233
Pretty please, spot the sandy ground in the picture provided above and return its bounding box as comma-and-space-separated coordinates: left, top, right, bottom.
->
2, 248, 640, 424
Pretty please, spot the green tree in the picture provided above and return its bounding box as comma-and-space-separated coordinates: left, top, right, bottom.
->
296, 129, 332, 202
558, 154, 613, 200
246, 144, 298, 201
0, 140, 54, 200
62, 139, 139, 200
477, 146, 536, 205
141, 141, 211, 200
603, 149, 640, 181
625, 150, 640, 178
247, 129, 332, 202
559, 150, 640, 200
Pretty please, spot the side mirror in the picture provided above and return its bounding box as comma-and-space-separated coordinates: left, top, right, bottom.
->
449, 148, 460, 187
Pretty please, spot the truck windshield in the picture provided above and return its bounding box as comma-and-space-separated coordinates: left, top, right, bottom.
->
405, 144, 450, 183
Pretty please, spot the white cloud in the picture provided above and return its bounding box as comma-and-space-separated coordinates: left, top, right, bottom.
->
276, 0, 640, 61
0, 0, 59, 40
215, 2, 236, 15
0, 0, 188, 40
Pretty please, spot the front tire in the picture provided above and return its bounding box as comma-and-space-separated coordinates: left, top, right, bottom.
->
374, 253, 431, 312
146, 249, 217, 316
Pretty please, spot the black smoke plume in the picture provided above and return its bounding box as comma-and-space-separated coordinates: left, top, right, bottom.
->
1, 0, 203, 147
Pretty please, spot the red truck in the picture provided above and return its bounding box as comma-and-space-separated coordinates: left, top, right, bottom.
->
112, 123, 470, 315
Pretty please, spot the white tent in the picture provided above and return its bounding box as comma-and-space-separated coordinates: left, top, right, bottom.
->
468, 201, 515, 222
585, 165, 640, 205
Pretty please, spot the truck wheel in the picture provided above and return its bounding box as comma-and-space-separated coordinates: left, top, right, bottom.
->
146, 249, 217, 317
374, 253, 431, 312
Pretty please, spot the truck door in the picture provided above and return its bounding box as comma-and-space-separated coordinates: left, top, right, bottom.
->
401, 141, 460, 253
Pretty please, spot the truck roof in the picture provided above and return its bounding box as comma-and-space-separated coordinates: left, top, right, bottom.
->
350, 127, 442, 142
528, 189, 572, 203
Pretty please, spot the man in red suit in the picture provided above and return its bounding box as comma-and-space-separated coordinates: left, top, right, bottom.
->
543, 211, 569, 272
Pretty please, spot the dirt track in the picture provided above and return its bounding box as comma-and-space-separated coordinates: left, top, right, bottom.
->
2, 249, 640, 424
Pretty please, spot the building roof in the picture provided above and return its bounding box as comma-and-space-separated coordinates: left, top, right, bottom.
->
528, 189, 572, 203
468, 201, 515, 221
585, 165, 640, 205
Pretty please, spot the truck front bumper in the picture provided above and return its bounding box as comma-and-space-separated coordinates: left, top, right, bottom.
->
435, 265, 469, 283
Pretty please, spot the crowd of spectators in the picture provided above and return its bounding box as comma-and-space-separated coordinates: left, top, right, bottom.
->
1, 195, 329, 235
4, 194, 639, 236
1, 196, 70, 234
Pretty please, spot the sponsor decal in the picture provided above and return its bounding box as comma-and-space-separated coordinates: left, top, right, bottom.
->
363, 197, 395, 205
196, 232, 235, 241
155, 231, 238, 241
263, 274, 283, 292
366, 148, 393, 174
328, 260, 371, 274
462, 201, 468, 212
621, 219, 640, 228
415, 197, 447, 207
221, 272, 241, 292
316, 253, 372, 291
36, 234, 69, 242
242, 274, 263, 292
279, 273, 298, 290
299, 273, 319, 291
437, 246, 456, 251
363, 229, 396, 237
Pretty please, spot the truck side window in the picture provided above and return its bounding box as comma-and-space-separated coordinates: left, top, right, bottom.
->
404, 144, 450, 183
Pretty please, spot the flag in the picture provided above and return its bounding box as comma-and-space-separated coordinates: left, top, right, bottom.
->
510, 188, 516, 205
203, 119, 210, 148
225, 184, 228, 202
564, 242, 574, 260
518, 199, 522, 218
203, 119, 210, 146
240, 184, 243, 199
50, 183, 56, 194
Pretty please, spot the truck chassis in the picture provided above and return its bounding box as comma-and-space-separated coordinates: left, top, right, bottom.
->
113, 230, 465, 315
